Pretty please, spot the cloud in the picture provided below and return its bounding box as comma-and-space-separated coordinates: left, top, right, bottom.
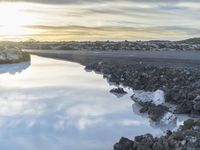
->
15, 25, 199, 41
24, 25, 112, 31
24, 24, 200, 33
0, 0, 200, 41
1, 0, 200, 5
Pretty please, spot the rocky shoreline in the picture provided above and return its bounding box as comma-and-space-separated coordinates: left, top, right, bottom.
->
24, 48, 200, 149
114, 119, 200, 150
85, 62, 200, 117
2, 37, 200, 52
85, 61, 200, 149
23, 40, 200, 51
0, 48, 30, 64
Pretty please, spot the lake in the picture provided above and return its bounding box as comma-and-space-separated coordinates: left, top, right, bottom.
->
0, 55, 185, 150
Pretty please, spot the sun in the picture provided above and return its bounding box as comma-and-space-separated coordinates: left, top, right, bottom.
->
0, 2, 35, 37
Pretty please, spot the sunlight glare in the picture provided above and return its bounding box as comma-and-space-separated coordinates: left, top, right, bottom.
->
0, 3, 35, 36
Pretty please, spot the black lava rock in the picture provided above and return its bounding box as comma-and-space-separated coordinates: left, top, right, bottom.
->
114, 119, 200, 150
85, 62, 200, 117
174, 100, 193, 114
110, 88, 128, 94
114, 137, 135, 150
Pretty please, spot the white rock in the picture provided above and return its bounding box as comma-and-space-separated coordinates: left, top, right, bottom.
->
132, 89, 165, 106
153, 90, 165, 106
160, 112, 177, 125
0, 48, 22, 61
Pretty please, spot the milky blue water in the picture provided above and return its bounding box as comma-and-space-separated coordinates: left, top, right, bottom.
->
0, 55, 184, 150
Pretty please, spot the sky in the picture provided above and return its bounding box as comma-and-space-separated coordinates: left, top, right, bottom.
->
0, 0, 200, 41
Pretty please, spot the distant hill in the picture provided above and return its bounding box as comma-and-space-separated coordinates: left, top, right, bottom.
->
180, 38, 200, 44
1, 38, 200, 51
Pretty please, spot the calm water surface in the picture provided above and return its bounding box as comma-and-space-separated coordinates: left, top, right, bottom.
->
0, 55, 183, 150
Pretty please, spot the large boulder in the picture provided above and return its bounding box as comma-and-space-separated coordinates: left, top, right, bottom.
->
132, 90, 165, 106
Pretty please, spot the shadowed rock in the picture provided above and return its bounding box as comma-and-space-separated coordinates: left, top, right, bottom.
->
114, 119, 200, 150
110, 87, 127, 94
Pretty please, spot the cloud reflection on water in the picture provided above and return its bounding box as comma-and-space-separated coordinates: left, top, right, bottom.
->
0, 61, 30, 75
0, 55, 170, 150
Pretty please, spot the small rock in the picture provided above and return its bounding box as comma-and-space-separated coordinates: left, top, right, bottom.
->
152, 142, 164, 150
165, 130, 172, 137
191, 109, 200, 118
194, 96, 200, 102
139, 105, 149, 113
110, 88, 127, 94
148, 105, 167, 121
172, 131, 184, 141
135, 134, 154, 147
193, 96, 200, 111
168, 138, 176, 148
193, 102, 200, 111
175, 100, 193, 114
183, 119, 195, 129
114, 137, 134, 150
160, 112, 177, 125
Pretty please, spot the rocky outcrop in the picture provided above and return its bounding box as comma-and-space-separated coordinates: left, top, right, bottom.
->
114, 119, 200, 150
83, 52, 200, 149
131, 90, 176, 124
0, 48, 30, 64
85, 62, 200, 117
